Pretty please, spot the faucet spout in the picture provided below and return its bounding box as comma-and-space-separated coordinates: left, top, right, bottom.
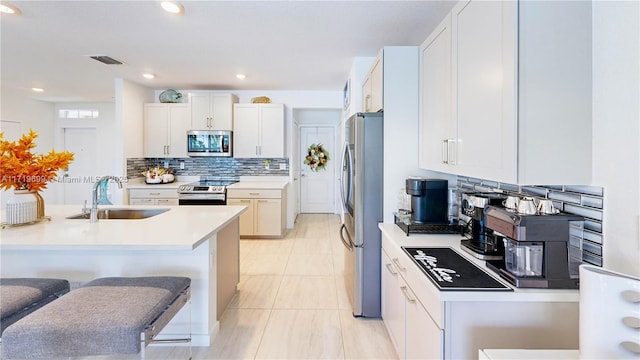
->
90, 176, 123, 223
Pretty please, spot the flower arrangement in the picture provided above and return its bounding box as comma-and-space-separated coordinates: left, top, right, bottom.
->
304, 143, 330, 171
0, 129, 74, 192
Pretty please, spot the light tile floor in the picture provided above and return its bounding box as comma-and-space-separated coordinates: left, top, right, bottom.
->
54, 214, 399, 360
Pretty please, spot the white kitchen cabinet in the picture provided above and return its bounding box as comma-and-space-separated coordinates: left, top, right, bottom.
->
382, 247, 443, 360
362, 52, 383, 112
144, 103, 190, 158
233, 104, 285, 158
189, 93, 238, 130
227, 188, 286, 238
419, 14, 453, 172
419, 0, 592, 185
128, 188, 178, 206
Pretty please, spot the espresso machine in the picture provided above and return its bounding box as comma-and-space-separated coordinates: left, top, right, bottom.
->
483, 205, 583, 289
459, 192, 506, 260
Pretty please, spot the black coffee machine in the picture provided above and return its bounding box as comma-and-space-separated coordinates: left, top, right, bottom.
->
484, 205, 583, 289
405, 178, 448, 224
459, 192, 506, 260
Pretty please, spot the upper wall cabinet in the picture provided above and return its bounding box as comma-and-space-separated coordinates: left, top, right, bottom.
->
189, 93, 238, 130
419, 0, 592, 185
362, 51, 383, 112
233, 103, 285, 158
144, 103, 190, 158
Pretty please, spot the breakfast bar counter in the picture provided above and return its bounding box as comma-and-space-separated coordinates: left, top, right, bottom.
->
0, 204, 247, 346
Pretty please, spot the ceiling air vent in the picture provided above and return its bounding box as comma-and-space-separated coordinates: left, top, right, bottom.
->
88, 55, 124, 65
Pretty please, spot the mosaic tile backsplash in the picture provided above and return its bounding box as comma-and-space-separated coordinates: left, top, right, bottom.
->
457, 176, 604, 267
127, 157, 289, 180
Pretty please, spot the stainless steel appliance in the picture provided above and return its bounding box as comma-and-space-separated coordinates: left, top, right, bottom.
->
177, 179, 238, 205
459, 192, 506, 260
339, 112, 383, 317
187, 130, 232, 157
484, 205, 583, 289
405, 178, 448, 223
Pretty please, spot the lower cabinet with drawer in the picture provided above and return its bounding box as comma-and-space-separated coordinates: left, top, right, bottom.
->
128, 188, 178, 206
380, 224, 580, 359
382, 247, 443, 360
227, 188, 286, 238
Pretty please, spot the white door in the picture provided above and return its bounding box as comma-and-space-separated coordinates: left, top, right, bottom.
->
63, 128, 97, 205
300, 126, 335, 213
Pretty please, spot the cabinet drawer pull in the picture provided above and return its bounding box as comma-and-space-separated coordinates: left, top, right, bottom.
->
249, 192, 260, 196
392, 258, 406, 272
385, 263, 398, 275
240, 200, 251, 203
149, 192, 160, 195
400, 286, 416, 303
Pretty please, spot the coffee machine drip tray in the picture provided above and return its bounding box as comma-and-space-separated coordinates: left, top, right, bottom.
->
460, 239, 504, 260
402, 247, 512, 291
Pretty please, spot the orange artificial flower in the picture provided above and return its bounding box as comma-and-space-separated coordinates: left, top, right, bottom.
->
0, 129, 74, 192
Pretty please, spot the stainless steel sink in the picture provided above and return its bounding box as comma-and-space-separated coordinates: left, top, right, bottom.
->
67, 208, 170, 220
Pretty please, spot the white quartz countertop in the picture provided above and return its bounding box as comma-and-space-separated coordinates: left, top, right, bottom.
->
379, 223, 580, 302
227, 181, 288, 190
0, 204, 246, 251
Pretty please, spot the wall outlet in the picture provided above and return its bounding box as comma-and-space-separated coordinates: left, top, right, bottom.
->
163, 161, 169, 168
180, 162, 185, 170
279, 163, 287, 170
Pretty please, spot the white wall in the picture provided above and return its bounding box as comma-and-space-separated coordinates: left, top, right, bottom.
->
115, 79, 154, 203
592, 1, 640, 277
0, 92, 56, 209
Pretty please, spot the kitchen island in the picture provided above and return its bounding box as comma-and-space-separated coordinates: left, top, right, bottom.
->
0, 204, 247, 346
379, 223, 580, 359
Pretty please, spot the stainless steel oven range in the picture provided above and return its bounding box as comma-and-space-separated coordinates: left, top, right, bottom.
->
177, 180, 238, 205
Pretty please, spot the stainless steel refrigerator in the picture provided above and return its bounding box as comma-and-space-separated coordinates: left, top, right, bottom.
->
339, 112, 383, 317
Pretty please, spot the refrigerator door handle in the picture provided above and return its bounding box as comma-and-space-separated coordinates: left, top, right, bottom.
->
340, 224, 353, 251
339, 142, 351, 210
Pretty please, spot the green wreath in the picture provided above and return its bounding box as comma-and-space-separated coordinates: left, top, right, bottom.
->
304, 143, 330, 171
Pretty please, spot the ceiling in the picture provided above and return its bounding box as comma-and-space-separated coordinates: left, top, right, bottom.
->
1, 1, 455, 103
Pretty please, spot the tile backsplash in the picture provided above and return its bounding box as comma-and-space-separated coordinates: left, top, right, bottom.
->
457, 176, 604, 267
127, 157, 289, 180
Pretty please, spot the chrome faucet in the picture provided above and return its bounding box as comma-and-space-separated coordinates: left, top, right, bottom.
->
91, 176, 123, 223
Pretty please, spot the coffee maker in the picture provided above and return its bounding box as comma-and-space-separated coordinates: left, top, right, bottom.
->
459, 192, 506, 260
483, 205, 583, 289
405, 178, 448, 224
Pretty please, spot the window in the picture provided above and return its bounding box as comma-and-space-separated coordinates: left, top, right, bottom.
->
58, 109, 99, 119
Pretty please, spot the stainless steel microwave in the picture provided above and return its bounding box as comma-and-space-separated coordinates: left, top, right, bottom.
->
187, 130, 232, 157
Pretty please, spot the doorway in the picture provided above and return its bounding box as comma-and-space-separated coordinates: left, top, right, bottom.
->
300, 126, 335, 213
62, 128, 97, 205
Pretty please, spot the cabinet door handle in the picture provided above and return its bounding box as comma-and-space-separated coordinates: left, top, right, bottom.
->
256, 145, 259, 156
447, 139, 456, 165
392, 258, 406, 272
442, 139, 448, 164
400, 286, 416, 303
385, 263, 398, 275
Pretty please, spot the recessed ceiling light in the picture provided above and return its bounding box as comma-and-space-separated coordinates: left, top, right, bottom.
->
0, 3, 21, 15
161, 1, 183, 14
236, 74, 247, 80
143, 73, 156, 79
31, 87, 44, 92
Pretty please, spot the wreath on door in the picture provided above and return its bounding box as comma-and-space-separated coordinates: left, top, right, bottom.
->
304, 143, 330, 171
